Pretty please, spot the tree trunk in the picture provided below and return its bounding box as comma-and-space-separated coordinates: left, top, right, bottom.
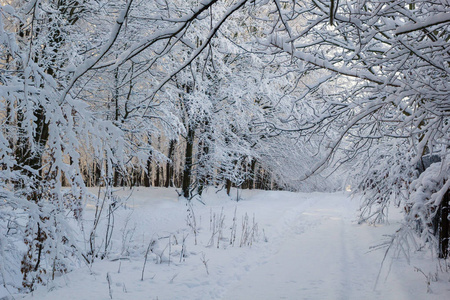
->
249, 159, 257, 189
144, 158, 152, 187
143, 137, 153, 187
155, 165, 161, 187
112, 66, 121, 187
226, 179, 232, 196
153, 137, 161, 187
182, 125, 195, 199
197, 137, 210, 196
165, 140, 176, 188
113, 168, 121, 187
438, 188, 449, 258
95, 162, 102, 186
254, 166, 262, 190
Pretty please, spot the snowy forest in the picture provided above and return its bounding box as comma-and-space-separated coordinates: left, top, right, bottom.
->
0, 0, 449, 299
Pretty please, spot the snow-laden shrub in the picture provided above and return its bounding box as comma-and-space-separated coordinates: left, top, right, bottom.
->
406, 160, 450, 258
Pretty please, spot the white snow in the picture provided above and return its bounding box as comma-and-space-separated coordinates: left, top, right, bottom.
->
10, 188, 450, 300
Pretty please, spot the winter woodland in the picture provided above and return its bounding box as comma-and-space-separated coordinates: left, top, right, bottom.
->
0, 0, 449, 298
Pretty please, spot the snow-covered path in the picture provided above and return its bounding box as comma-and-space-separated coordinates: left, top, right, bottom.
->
222, 193, 419, 300
223, 194, 450, 300
17, 188, 450, 300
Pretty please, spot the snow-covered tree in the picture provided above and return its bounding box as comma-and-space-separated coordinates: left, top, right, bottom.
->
258, 0, 449, 257
0, 0, 134, 290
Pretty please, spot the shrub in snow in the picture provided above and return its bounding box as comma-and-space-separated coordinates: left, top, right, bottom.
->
406, 161, 450, 258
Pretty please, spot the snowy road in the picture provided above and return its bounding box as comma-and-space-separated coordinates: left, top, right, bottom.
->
19, 188, 450, 300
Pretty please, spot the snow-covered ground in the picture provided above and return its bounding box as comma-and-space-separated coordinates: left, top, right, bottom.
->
10, 188, 450, 299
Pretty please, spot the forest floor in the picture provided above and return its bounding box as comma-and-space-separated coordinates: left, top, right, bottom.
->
12, 187, 450, 300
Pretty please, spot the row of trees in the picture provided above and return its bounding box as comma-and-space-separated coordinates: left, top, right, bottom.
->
0, 0, 448, 293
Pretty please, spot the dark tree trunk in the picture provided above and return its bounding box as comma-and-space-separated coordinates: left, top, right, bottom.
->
438, 188, 449, 258
249, 159, 257, 190
154, 137, 161, 187
113, 168, 121, 187
254, 166, 262, 190
240, 160, 248, 189
143, 137, 152, 187
143, 158, 152, 187
112, 66, 121, 187
14, 106, 49, 189
95, 162, 101, 186
226, 179, 232, 196
182, 125, 195, 199
197, 138, 210, 196
155, 165, 161, 187
165, 140, 176, 188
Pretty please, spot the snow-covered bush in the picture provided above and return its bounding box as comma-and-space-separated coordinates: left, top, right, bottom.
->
406, 160, 450, 258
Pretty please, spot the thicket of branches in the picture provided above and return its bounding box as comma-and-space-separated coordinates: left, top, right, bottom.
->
0, 0, 448, 294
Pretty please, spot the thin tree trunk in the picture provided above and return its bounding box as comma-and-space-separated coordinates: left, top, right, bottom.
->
197, 140, 210, 196
165, 140, 176, 188
143, 137, 152, 187
249, 159, 257, 190
112, 66, 121, 186
155, 165, 161, 187
255, 166, 263, 190
226, 179, 232, 196
144, 158, 152, 187
438, 189, 449, 258
182, 126, 195, 199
